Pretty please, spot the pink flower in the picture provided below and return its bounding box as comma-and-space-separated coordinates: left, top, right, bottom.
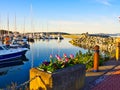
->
70, 54, 74, 59
65, 58, 69, 62
63, 53, 67, 58
50, 54, 53, 58
55, 54, 61, 61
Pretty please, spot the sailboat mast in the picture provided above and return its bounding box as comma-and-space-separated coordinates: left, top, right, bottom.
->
30, 4, 34, 36
0, 14, 1, 30
14, 13, 16, 34
7, 13, 9, 35
23, 16, 25, 35
0, 14, 2, 36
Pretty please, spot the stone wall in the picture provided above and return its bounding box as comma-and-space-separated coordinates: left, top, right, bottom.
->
69, 34, 117, 54
30, 64, 86, 90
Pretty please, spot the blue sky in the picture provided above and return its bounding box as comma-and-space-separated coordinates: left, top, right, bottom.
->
0, 0, 120, 34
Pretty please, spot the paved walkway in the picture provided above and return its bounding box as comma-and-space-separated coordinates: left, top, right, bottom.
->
83, 59, 120, 90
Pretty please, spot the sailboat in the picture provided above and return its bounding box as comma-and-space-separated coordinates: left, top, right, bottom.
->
28, 4, 34, 42
9, 14, 30, 49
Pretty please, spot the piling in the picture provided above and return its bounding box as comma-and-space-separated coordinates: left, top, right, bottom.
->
93, 45, 100, 72
116, 42, 120, 61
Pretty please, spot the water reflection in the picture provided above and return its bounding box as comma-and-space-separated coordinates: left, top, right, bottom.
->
0, 55, 29, 76
0, 38, 87, 88
0, 60, 23, 76
28, 38, 87, 68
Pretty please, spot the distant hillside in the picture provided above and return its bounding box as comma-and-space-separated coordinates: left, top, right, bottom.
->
108, 33, 120, 36
0, 29, 14, 34
26, 32, 70, 35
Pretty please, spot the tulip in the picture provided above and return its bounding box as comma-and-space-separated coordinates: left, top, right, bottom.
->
50, 54, 53, 58
63, 53, 67, 58
65, 58, 69, 62
70, 54, 74, 59
55, 54, 61, 61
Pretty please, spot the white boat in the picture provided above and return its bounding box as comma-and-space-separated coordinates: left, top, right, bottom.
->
57, 34, 64, 40
0, 45, 28, 61
10, 39, 30, 49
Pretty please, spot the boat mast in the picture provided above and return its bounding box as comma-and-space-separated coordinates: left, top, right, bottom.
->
7, 13, 9, 35
31, 4, 34, 37
0, 14, 1, 30
23, 16, 25, 35
14, 13, 16, 34
0, 13, 1, 36
0, 14, 2, 36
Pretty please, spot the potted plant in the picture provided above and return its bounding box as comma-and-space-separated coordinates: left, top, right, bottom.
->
30, 53, 86, 90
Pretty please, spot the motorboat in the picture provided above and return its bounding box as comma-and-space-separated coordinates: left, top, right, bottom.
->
10, 39, 30, 49
0, 45, 28, 61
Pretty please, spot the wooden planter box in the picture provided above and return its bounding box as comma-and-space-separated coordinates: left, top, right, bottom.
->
30, 64, 86, 90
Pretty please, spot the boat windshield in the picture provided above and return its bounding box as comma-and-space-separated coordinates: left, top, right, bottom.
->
0, 46, 4, 50
2, 46, 9, 50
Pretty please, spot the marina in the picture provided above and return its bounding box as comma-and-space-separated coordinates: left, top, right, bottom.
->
0, 38, 87, 88
0, 0, 119, 89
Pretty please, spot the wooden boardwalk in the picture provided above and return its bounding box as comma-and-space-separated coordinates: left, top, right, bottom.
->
83, 59, 120, 90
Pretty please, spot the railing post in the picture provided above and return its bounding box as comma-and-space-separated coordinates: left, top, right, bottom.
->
116, 42, 120, 61
93, 45, 100, 72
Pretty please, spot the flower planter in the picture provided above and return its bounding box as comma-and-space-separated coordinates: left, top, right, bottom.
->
30, 64, 86, 90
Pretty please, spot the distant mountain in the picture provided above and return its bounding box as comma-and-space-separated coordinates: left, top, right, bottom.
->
107, 33, 120, 36
89, 33, 120, 37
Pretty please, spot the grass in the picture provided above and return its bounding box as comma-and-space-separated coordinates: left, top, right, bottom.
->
63, 34, 81, 39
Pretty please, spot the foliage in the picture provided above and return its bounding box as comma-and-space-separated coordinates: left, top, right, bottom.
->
38, 50, 109, 73
74, 50, 94, 69
38, 54, 76, 73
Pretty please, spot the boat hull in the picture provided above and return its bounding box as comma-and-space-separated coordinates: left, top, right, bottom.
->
0, 50, 27, 61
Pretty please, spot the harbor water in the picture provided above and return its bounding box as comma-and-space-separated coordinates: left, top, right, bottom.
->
0, 38, 87, 88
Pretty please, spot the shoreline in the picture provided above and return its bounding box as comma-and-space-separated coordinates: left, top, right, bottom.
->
66, 33, 117, 58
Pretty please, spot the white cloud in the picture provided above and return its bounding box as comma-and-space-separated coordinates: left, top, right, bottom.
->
96, 0, 111, 6
45, 19, 116, 34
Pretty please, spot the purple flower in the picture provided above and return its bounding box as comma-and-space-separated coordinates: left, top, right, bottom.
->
70, 54, 74, 59
43, 61, 50, 66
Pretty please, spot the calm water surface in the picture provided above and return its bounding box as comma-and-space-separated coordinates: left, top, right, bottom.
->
0, 38, 87, 88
